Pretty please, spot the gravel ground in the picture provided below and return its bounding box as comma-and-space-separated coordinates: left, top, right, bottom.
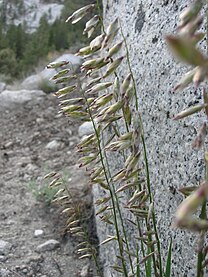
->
0, 91, 97, 277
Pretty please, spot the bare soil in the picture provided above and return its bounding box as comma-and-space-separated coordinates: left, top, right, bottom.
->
0, 93, 96, 277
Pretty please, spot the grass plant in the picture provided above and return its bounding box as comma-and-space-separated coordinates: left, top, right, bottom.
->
28, 178, 58, 206
46, 0, 208, 276
47, 2, 171, 276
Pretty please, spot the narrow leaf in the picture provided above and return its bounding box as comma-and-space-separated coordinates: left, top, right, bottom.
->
165, 239, 172, 277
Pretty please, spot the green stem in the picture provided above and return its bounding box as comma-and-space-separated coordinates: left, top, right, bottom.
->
136, 219, 148, 273
102, 132, 135, 275
96, 0, 105, 33
79, 79, 128, 276
196, 201, 206, 277
93, 3, 135, 274
142, 133, 163, 276
197, 148, 208, 277
64, 184, 103, 276
90, 113, 128, 277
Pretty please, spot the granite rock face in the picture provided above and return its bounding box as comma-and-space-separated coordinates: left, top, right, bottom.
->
93, 1, 203, 276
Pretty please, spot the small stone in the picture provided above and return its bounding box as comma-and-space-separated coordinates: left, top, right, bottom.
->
7, 253, 14, 258
34, 229, 44, 237
36, 239, 60, 252
25, 163, 38, 173
0, 240, 12, 255
22, 268, 28, 274
4, 141, 13, 148
78, 122, 94, 137
25, 254, 43, 264
80, 264, 91, 277
69, 141, 75, 146
67, 128, 73, 136
36, 118, 44, 124
0, 255, 7, 262
45, 140, 61, 150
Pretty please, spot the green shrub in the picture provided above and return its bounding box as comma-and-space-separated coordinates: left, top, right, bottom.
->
0, 48, 17, 77
28, 179, 58, 206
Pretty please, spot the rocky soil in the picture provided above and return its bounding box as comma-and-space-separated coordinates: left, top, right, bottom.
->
0, 89, 97, 277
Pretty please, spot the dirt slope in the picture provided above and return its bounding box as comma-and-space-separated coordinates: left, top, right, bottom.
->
0, 92, 94, 277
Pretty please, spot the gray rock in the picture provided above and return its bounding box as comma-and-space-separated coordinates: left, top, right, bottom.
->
43, 53, 83, 80
78, 122, 94, 137
67, 165, 92, 207
0, 240, 12, 255
21, 73, 56, 92
50, 54, 83, 73
21, 74, 42, 90
25, 254, 43, 264
0, 255, 7, 262
0, 89, 45, 110
0, 82, 6, 93
36, 239, 60, 252
80, 264, 91, 277
22, 54, 83, 91
34, 229, 44, 238
45, 140, 62, 150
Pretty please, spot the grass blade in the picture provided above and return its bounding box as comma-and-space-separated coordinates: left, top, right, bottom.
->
165, 238, 172, 277
136, 246, 141, 277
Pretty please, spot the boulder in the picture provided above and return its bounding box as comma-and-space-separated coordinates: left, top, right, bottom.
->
0, 89, 45, 110
0, 82, 6, 93
78, 122, 94, 137
22, 54, 83, 91
21, 75, 42, 90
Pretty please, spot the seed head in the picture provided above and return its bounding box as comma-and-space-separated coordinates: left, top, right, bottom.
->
103, 56, 124, 78
173, 103, 207, 120
66, 4, 95, 24
90, 33, 105, 51
83, 15, 100, 38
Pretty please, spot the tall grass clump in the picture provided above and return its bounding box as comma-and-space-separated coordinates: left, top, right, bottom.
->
47, 0, 208, 276
47, 2, 170, 276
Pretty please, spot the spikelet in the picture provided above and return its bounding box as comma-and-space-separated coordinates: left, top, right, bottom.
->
66, 4, 95, 24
